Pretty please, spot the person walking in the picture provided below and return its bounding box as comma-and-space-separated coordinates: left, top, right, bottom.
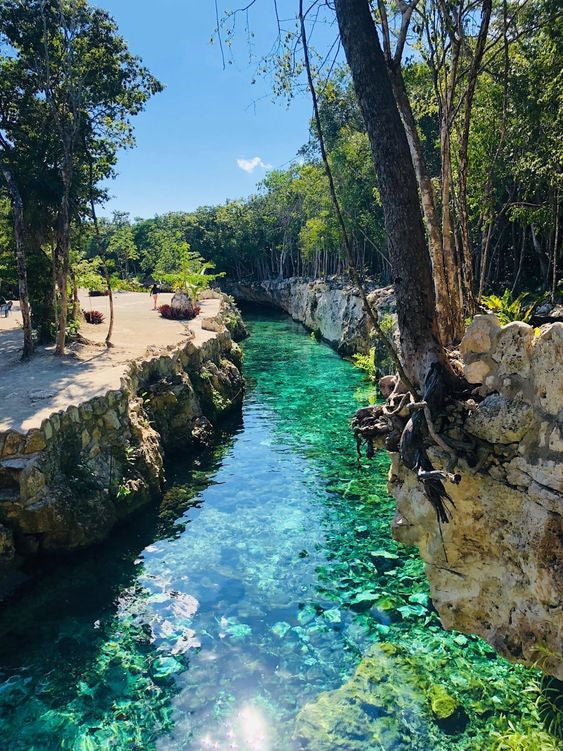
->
150, 283, 159, 310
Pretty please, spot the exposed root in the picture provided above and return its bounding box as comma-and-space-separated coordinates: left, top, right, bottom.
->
352, 362, 479, 547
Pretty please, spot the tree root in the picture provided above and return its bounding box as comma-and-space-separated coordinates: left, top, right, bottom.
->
353, 362, 479, 556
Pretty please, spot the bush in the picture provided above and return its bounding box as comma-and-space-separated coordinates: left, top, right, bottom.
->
83, 309, 105, 324
158, 303, 201, 321
111, 277, 144, 292
480, 289, 535, 325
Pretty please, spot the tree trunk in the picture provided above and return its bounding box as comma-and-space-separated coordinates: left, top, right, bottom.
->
54, 212, 70, 356
0, 161, 33, 359
54, 156, 73, 357
552, 191, 560, 304
456, 0, 492, 317
105, 271, 115, 347
388, 65, 463, 344
70, 267, 80, 323
334, 0, 446, 387
439, 119, 465, 340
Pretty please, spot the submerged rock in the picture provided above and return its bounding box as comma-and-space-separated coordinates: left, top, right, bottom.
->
294, 642, 466, 750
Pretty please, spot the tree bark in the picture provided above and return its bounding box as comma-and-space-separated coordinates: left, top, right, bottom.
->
334, 0, 447, 387
54, 179, 70, 356
388, 64, 463, 344
457, 0, 492, 317
0, 159, 33, 359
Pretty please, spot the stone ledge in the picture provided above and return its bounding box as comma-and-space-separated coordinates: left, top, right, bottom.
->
0, 296, 245, 595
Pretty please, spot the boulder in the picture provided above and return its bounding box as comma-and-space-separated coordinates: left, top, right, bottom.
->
171, 292, 194, 314
464, 394, 534, 443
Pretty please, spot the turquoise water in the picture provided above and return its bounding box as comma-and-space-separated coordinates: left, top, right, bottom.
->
0, 310, 549, 750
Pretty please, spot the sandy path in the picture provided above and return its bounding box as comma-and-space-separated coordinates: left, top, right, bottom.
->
0, 291, 221, 433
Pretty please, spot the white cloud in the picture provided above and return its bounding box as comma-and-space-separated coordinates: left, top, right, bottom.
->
236, 156, 272, 173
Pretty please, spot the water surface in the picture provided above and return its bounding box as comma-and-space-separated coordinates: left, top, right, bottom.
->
0, 310, 547, 750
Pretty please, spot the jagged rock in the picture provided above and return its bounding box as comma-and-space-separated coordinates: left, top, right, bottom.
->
227, 277, 397, 357
531, 323, 563, 415
171, 291, 194, 313
460, 314, 501, 357
391, 450, 562, 679
492, 321, 535, 376
385, 319, 563, 679
464, 394, 534, 443
464, 359, 491, 384
201, 315, 225, 333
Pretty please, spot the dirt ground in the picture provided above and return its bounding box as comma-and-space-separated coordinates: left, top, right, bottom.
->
0, 291, 221, 433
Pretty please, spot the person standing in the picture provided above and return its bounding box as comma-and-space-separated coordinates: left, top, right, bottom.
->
150, 283, 159, 310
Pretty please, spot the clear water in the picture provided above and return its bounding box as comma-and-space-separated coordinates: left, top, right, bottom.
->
0, 310, 549, 750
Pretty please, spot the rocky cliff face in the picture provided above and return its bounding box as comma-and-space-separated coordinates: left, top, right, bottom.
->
392, 317, 562, 679
0, 298, 245, 593
228, 277, 396, 356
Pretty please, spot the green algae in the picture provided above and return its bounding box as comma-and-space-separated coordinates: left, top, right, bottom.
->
428, 684, 460, 720
0, 308, 556, 750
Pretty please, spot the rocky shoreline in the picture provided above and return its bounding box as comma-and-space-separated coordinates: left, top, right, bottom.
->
232, 277, 562, 681
0, 295, 246, 596
227, 276, 397, 356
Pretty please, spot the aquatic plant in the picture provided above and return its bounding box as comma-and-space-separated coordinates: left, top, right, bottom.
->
428, 684, 459, 720
492, 725, 560, 751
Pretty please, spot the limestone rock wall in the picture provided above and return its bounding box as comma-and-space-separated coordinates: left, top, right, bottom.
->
0, 302, 244, 591
391, 317, 562, 678
228, 277, 396, 356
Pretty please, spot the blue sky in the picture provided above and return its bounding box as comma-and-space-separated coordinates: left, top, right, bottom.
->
96, 1, 339, 219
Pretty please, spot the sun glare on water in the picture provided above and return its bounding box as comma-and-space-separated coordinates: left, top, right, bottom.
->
199, 704, 271, 750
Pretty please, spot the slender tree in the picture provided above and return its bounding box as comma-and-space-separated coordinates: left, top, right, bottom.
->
0, 153, 33, 358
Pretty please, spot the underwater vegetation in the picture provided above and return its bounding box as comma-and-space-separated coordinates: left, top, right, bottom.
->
0, 310, 558, 750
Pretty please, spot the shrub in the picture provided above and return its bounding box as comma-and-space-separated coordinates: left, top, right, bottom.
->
111, 277, 144, 292
158, 303, 201, 321
480, 289, 536, 325
352, 347, 376, 381
83, 309, 105, 324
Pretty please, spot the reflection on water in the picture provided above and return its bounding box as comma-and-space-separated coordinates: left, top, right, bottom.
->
0, 309, 549, 750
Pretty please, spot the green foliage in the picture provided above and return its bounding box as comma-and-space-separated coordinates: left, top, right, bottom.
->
155, 240, 224, 298
480, 290, 536, 325
491, 725, 560, 751
74, 257, 105, 293
110, 276, 144, 292
0, 0, 161, 344
352, 348, 376, 381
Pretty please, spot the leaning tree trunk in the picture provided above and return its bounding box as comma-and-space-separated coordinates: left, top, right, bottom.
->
334, 0, 447, 388
388, 65, 464, 345
0, 161, 33, 359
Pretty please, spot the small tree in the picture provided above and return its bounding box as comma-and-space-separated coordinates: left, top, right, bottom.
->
156, 239, 225, 300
